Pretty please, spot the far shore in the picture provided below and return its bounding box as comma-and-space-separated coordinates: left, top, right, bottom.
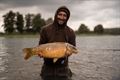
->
0, 33, 40, 38
0, 33, 119, 38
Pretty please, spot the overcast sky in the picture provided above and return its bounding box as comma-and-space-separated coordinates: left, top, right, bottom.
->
0, 0, 120, 32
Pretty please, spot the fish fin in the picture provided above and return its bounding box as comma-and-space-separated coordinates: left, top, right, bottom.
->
23, 48, 33, 60
53, 58, 58, 63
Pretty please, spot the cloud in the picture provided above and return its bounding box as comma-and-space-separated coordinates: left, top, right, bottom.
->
0, 0, 120, 32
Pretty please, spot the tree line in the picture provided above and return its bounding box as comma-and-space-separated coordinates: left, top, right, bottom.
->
2, 10, 53, 34
76, 24, 104, 34
76, 23, 120, 35
1, 10, 120, 35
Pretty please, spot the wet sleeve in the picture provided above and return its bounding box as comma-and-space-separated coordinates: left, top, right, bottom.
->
39, 28, 48, 45
69, 31, 76, 46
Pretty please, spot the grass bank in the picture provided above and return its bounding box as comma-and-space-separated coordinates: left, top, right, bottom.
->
0, 33, 40, 38
0, 33, 119, 38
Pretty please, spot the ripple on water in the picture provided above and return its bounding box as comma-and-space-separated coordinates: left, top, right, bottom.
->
0, 37, 8, 80
0, 77, 7, 80
0, 41, 9, 73
0, 57, 6, 72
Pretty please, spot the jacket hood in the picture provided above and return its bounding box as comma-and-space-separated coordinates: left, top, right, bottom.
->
53, 6, 70, 28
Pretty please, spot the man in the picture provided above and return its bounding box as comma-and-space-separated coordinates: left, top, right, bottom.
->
39, 6, 76, 80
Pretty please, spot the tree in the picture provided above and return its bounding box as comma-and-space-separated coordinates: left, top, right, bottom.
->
78, 24, 90, 33
32, 14, 46, 33
3, 10, 15, 33
94, 24, 104, 34
45, 17, 53, 25
104, 28, 120, 35
25, 13, 34, 33
16, 12, 24, 34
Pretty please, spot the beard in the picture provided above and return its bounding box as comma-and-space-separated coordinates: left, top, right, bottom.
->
57, 18, 67, 25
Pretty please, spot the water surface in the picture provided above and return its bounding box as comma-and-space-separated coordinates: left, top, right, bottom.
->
0, 35, 120, 80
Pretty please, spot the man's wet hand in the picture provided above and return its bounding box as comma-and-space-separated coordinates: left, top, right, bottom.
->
38, 54, 43, 58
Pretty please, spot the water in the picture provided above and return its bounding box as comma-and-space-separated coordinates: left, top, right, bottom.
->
0, 36, 120, 80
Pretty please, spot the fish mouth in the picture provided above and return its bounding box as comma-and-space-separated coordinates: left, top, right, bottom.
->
72, 46, 78, 54
73, 49, 78, 53
66, 43, 78, 54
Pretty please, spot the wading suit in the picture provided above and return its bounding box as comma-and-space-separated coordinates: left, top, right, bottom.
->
39, 6, 76, 80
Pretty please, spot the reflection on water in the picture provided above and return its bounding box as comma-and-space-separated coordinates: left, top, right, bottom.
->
0, 37, 8, 72
0, 37, 9, 80
0, 36, 120, 80
70, 36, 120, 80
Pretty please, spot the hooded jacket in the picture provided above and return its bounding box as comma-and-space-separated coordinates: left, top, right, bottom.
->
39, 6, 76, 67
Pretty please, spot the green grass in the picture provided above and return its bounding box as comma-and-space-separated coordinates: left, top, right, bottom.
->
0, 33, 40, 38
0, 32, 119, 38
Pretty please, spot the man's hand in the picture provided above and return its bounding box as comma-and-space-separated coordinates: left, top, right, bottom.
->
65, 53, 72, 57
38, 54, 43, 58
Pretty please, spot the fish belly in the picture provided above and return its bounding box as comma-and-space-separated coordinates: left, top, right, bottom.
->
38, 43, 67, 58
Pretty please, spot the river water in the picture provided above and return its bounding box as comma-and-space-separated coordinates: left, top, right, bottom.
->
0, 35, 120, 80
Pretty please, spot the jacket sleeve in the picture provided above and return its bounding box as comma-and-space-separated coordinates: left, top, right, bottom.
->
39, 27, 48, 45
69, 31, 76, 46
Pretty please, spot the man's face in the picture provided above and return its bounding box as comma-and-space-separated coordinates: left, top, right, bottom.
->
57, 11, 67, 25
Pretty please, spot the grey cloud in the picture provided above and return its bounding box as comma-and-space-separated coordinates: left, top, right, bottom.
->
70, 0, 120, 22
0, 0, 59, 11
0, 0, 85, 11
0, 0, 120, 30
0, 0, 54, 6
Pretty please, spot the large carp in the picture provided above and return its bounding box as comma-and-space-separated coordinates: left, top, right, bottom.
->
23, 42, 78, 63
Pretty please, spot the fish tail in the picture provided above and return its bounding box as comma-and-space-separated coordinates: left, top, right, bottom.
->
23, 48, 33, 60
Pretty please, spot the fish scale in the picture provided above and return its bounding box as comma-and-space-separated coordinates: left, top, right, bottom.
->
23, 42, 78, 63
